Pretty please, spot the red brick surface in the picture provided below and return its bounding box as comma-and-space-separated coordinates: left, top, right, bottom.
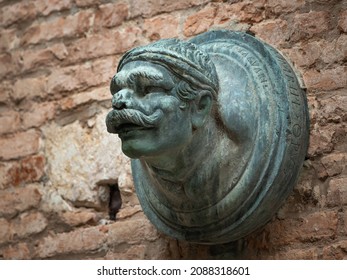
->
0, 0, 346, 260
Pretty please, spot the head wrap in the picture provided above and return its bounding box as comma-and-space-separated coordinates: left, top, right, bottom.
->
117, 39, 219, 99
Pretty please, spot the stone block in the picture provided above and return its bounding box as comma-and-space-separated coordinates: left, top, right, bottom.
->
22, 102, 57, 129
128, 0, 210, 18
13, 43, 68, 74
107, 215, 159, 246
266, 0, 305, 14
0, 110, 20, 135
60, 210, 98, 227
321, 153, 346, 177
0, 53, 17, 80
267, 210, 338, 246
94, 2, 128, 29
292, 11, 330, 41
339, 10, 347, 32
322, 240, 347, 260
0, 130, 41, 160
144, 14, 179, 41
35, 226, 107, 258
11, 212, 47, 239
303, 67, 347, 91
0, 218, 11, 245
7, 154, 45, 187
0, 185, 42, 218
65, 27, 141, 65
0, 243, 31, 260
0, 28, 19, 52
47, 56, 115, 95
21, 10, 94, 46
327, 177, 347, 207
250, 19, 289, 47
12, 76, 48, 101
184, 5, 217, 37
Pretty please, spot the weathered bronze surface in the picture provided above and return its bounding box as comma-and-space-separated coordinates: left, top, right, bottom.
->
106, 30, 309, 244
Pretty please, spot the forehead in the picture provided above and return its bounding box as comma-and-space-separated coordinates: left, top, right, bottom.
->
117, 61, 174, 81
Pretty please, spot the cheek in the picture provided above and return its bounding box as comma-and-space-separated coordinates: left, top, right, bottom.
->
146, 94, 182, 112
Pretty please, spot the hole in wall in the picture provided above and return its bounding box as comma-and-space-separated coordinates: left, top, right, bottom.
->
96, 179, 122, 221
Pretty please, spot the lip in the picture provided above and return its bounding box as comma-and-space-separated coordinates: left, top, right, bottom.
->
116, 123, 154, 138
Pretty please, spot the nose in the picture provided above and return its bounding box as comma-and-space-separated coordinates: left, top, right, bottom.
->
112, 89, 132, 110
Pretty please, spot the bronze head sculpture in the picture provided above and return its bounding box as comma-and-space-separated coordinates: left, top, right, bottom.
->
106, 30, 309, 244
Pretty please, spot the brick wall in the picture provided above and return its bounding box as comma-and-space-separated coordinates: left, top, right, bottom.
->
0, 0, 346, 260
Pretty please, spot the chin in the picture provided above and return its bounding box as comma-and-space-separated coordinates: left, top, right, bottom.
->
121, 140, 156, 159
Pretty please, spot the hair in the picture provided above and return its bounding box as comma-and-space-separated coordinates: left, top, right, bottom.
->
117, 38, 219, 103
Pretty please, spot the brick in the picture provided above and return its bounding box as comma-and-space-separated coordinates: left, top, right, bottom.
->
94, 2, 128, 29
344, 211, 347, 235
322, 240, 347, 260
267, 211, 338, 246
0, 1, 36, 27
0, 81, 12, 105
0, 162, 13, 189
0, 218, 11, 245
34, 0, 72, 17
0, 0, 71, 28
144, 14, 179, 41
0, 185, 41, 218
218, 1, 264, 24
286, 36, 347, 68
303, 67, 347, 91
308, 124, 338, 157
0, 110, 21, 135
65, 27, 141, 64
266, 0, 305, 14
1, 243, 31, 260
283, 41, 322, 68
0, 28, 19, 52
22, 102, 57, 129
47, 56, 116, 95
184, 6, 217, 37
117, 205, 142, 220
128, 0, 210, 18
0, 53, 18, 79
321, 153, 346, 177
104, 245, 146, 260
35, 226, 107, 258
300, 211, 338, 241
339, 10, 347, 32
11, 212, 47, 239
272, 247, 318, 260
21, 10, 94, 46
13, 43, 68, 74
75, 0, 101, 7
320, 35, 347, 65
292, 11, 330, 41
107, 216, 159, 245
12, 76, 48, 101
0, 130, 41, 160
60, 210, 98, 227
59, 86, 110, 111
327, 177, 347, 207
250, 19, 289, 47
7, 154, 46, 187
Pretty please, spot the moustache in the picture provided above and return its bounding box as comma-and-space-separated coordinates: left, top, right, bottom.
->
106, 108, 164, 134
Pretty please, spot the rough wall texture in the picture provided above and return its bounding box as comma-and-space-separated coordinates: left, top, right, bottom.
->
0, 0, 346, 260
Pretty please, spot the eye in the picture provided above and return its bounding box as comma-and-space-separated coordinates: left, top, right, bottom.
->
144, 86, 166, 95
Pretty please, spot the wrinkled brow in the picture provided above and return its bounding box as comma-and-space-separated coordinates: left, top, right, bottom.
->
111, 67, 168, 94
128, 70, 163, 86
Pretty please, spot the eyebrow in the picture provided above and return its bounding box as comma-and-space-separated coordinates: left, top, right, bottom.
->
127, 70, 164, 87
111, 67, 174, 93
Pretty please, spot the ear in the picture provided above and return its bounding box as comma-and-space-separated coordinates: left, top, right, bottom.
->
191, 90, 213, 129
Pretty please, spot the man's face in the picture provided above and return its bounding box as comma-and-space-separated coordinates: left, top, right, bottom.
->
106, 61, 193, 159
